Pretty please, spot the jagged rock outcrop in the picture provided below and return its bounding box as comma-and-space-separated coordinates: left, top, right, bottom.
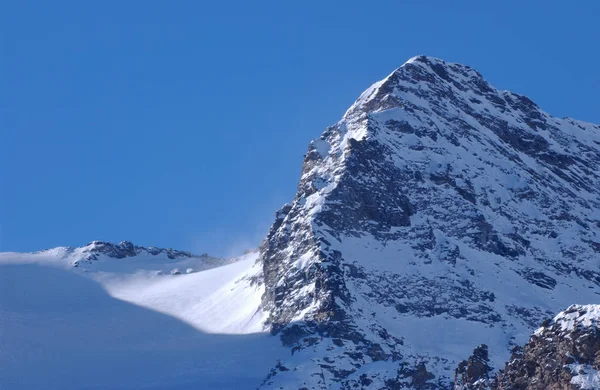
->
41, 240, 226, 272
491, 305, 600, 390
257, 56, 600, 389
82, 240, 197, 260
455, 345, 493, 389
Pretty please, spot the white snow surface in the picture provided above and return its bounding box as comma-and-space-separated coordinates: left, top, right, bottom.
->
538, 304, 600, 334
569, 364, 600, 390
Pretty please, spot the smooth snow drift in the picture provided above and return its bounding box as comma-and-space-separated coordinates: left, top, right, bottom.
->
0, 247, 282, 390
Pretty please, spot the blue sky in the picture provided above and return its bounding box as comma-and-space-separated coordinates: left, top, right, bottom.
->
2, 1, 599, 256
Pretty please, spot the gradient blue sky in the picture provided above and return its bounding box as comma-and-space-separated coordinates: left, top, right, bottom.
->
2, 1, 599, 256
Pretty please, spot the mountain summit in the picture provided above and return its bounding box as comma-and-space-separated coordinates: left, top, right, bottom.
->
258, 55, 600, 388
1, 56, 599, 389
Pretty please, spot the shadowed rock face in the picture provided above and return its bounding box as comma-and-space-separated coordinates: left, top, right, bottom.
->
490, 305, 600, 390
455, 345, 493, 389
257, 56, 600, 389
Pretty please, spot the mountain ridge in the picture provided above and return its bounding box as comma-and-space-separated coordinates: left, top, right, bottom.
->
31, 240, 203, 258
257, 54, 600, 388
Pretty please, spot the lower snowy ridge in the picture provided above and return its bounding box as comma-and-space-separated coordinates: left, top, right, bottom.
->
0, 246, 286, 390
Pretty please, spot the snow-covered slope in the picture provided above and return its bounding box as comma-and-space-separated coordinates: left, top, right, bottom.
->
258, 55, 600, 388
0, 243, 282, 389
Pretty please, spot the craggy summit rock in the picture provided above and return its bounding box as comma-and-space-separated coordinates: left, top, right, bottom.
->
257, 56, 600, 388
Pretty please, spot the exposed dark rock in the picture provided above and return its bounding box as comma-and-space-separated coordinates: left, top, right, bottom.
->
491, 305, 600, 390
454, 345, 493, 389
518, 269, 557, 290
81, 240, 197, 262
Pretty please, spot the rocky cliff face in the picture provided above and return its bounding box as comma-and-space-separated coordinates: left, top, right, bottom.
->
257, 56, 600, 389
455, 345, 493, 389
490, 305, 600, 390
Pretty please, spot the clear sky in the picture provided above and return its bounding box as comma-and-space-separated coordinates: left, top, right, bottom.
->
2, 1, 599, 256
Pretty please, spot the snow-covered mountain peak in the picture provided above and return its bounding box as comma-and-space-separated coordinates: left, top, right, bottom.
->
401, 55, 483, 80
2, 56, 599, 390
258, 56, 600, 388
344, 55, 489, 120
